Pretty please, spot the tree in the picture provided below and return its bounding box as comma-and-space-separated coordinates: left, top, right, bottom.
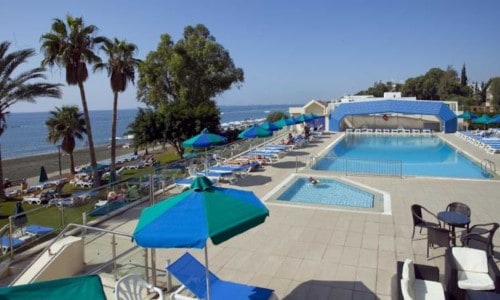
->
488, 77, 500, 108
461, 64, 468, 86
136, 24, 244, 155
94, 38, 141, 182
0, 41, 61, 198
266, 111, 288, 122
41, 15, 104, 187
46, 106, 86, 175
127, 108, 161, 154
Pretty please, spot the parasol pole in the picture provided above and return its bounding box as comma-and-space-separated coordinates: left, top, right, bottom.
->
205, 244, 211, 300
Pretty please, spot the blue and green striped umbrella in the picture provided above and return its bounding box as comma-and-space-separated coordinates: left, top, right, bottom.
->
238, 125, 273, 139
259, 121, 280, 132
182, 128, 227, 149
273, 117, 295, 128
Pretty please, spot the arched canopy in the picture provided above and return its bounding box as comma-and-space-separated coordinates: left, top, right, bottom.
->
329, 100, 457, 133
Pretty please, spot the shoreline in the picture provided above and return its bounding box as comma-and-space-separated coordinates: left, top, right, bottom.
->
2, 146, 138, 185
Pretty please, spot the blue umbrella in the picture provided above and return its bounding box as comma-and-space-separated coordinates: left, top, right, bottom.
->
456, 111, 477, 120
472, 114, 493, 124
183, 129, 227, 173
273, 117, 296, 129
259, 121, 280, 132
133, 176, 269, 300
238, 125, 273, 139
182, 128, 227, 149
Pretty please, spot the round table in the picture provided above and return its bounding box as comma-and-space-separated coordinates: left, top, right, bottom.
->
437, 211, 471, 245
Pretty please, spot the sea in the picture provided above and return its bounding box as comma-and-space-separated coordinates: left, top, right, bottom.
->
0, 104, 292, 160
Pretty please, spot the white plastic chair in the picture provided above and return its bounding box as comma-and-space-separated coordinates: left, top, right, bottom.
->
115, 274, 163, 300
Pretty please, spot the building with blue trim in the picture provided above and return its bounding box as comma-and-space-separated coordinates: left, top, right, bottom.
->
328, 99, 457, 133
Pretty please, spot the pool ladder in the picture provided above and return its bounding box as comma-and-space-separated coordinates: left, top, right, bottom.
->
480, 159, 496, 175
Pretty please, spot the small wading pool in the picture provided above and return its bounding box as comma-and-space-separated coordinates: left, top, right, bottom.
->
270, 176, 385, 213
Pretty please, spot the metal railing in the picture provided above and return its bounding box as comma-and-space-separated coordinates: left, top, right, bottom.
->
480, 159, 496, 175
311, 155, 403, 178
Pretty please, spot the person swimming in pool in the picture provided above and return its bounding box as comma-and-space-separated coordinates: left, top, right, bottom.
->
309, 177, 318, 185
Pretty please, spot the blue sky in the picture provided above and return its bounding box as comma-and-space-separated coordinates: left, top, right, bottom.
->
2, 0, 499, 112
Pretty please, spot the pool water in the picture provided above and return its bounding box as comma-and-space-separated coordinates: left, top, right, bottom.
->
313, 135, 491, 179
277, 177, 375, 208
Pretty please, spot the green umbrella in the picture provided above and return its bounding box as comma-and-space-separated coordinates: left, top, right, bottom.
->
182, 128, 227, 149
456, 111, 477, 120
273, 117, 295, 129
472, 114, 493, 124
237, 125, 273, 139
39, 166, 48, 183
133, 176, 269, 300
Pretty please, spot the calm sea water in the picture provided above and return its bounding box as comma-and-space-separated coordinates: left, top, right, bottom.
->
0, 104, 291, 160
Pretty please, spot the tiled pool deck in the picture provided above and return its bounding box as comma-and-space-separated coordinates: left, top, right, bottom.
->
106, 134, 500, 299
85, 132, 500, 299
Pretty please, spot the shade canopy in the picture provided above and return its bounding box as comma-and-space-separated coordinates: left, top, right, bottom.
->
472, 114, 493, 124
237, 125, 273, 139
456, 111, 477, 120
182, 128, 227, 149
259, 121, 280, 132
273, 117, 296, 128
0, 275, 106, 300
133, 176, 269, 249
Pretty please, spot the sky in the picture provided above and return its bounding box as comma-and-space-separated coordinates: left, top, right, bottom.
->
2, 0, 500, 113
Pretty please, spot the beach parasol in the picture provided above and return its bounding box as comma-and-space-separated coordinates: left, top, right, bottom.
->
183, 128, 227, 173
39, 166, 48, 183
133, 176, 269, 300
259, 121, 280, 132
273, 117, 295, 129
472, 114, 493, 130
237, 125, 273, 139
13, 202, 27, 229
456, 111, 477, 120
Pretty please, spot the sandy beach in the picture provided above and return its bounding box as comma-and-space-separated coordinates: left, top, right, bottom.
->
2, 146, 139, 185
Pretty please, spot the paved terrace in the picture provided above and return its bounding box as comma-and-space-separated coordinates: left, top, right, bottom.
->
15, 131, 500, 299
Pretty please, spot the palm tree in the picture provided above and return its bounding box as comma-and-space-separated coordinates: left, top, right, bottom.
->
40, 15, 104, 187
46, 106, 86, 175
0, 41, 61, 198
94, 38, 141, 182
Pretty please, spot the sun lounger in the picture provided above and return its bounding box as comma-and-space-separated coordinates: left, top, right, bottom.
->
175, 177, 220, 192
89, 200, 126, 217
411, 129, 421, 134
0, 236, 27, 254
25, 225, 54, 237
196, 171, 238, 184
346, 128, 354, 133
166, 252, 276, 300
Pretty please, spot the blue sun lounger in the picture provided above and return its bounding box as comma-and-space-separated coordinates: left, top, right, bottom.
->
166, 252, 275, 300
0, 236, 25, 254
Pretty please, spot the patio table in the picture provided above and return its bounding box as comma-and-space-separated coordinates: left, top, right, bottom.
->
437, 211, 470, 245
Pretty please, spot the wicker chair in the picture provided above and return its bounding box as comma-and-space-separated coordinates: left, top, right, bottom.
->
461, 222, 499, 256
446, 202, 471, 231
411, 204, 441, 239
427, 226, 451, 259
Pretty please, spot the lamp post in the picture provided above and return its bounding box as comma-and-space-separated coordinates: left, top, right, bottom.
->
57, 145, 62, 176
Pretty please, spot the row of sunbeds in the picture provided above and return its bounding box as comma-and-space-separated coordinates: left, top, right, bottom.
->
346, 127, 432, 135
455, 130, 500, 154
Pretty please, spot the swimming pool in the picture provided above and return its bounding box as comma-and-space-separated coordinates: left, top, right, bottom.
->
313, 135, 492, 179
276, 177, 378, 209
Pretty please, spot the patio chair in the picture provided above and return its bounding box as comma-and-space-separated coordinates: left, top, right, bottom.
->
397, 259, 445, 300
446, 202, 471, 231
427, 227, 451, 259
445, 247, 500, 300
460, 222, 499, 256
166, 252, 276, 300
115, 274, 163, 300
411, 204, 441, 239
